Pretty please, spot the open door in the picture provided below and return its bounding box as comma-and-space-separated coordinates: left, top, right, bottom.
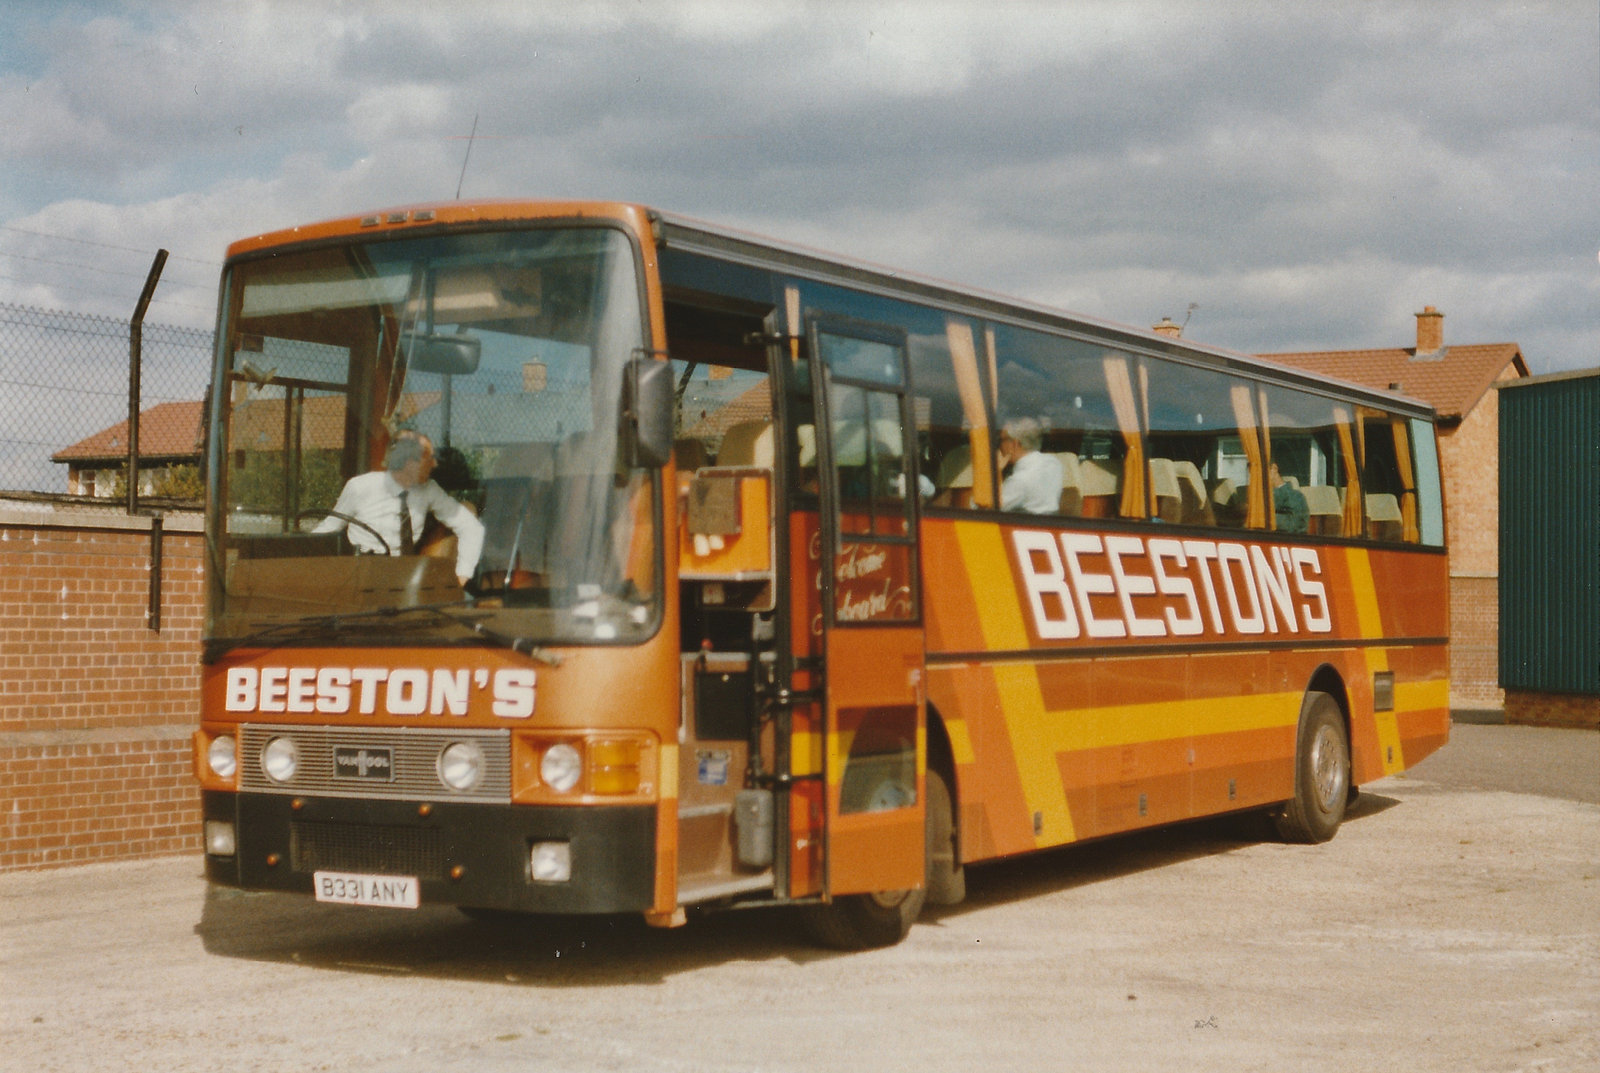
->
807, 317, 927, 910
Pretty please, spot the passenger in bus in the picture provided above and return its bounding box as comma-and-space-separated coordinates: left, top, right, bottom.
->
315, 431, 485, 585
1270, 462, 1309, 534
998, 417, 1065, 514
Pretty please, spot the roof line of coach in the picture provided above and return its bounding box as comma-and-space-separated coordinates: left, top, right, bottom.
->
222, 198, 1433, 419
652, 209, 1435, 420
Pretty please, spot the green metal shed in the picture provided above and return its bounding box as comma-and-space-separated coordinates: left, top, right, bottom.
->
1498, 368, 1600, 695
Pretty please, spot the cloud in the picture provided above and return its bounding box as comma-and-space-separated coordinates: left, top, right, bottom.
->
0, 0, 1595, 373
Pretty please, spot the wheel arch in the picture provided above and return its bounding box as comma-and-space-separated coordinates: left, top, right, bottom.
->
1305, 663, 1351, 744
924, 701, 959, 816
922, 701, 966, 905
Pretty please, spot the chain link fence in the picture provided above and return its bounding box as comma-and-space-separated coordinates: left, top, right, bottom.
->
0, 302, 213, 501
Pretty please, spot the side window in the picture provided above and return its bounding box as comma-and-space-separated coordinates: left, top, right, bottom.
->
1360, 407, 1422, 543
1144, 360, 1267, 530
1261, 385, 1362, 537
1409, 418, 1444, 546
670, 361, 772, 468
990, 324, 1139, 518
810, 320, 919, 627
813, 327, 915, 542
914, 316, 993, 510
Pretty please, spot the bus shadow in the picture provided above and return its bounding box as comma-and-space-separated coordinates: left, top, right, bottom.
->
196, 885, 822, 987
196, 791, 1401, 988
932, 789, 1400, 921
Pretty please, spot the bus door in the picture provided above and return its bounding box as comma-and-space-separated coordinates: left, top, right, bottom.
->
807, 317, 926, 897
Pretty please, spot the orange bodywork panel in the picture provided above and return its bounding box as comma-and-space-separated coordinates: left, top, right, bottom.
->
919, 516, 1449, 863
200, 608, 688, 919
225, 200, 659, 260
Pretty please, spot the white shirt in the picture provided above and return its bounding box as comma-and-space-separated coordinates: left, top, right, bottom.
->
1001, 450, 1064, 514
315, 470, 484, 581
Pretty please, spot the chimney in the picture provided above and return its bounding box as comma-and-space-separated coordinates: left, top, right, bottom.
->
1151, 316, 1182, 338
522, 360, 547, 393
1415, 305, 1444, 355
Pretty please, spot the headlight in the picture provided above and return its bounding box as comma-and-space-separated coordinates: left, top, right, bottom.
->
261, 737, 298, 783
438, 741, 485, 792
207, 735, 237, 779
540, 743, 582, 793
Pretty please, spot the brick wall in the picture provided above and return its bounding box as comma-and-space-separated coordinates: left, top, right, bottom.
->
1437, 366, 1521, 709
1439, 379, 1505, 578
1449, 575, 1503, 710
0, 499, 204, 872
1504, 690, 1600, 730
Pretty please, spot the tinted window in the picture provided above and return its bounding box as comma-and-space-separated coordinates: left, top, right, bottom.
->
1144, 359, 1267, 529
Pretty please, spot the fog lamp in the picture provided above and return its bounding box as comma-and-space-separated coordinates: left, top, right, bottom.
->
530, 841, 571, 883
205, 820, 236, 857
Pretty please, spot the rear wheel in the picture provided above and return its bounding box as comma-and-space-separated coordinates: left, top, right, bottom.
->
1272, 691, 1350, 844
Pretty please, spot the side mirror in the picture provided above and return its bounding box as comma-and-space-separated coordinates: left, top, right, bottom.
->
623, 355, 674, 469
404, 332, 482, 376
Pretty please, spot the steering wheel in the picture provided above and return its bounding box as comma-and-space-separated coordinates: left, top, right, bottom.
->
294, 508, 392, 556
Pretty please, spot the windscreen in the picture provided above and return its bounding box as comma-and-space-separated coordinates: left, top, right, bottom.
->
206, 225, 658, 649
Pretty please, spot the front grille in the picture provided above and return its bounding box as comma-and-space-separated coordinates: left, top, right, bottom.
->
240, 724, 511, 803
291, 820, 446, 879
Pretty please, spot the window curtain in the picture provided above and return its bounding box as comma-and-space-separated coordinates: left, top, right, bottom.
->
784, 285, 803, 364
947, 318, 993, 507
1229, 382, 1266, 528
1258, 385, 1276, 531
1334, 405, 1363, 537
1391, 418, 1419, 543
1103, 354, 1146, 518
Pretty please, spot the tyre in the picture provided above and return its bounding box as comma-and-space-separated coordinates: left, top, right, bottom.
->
800, 772, 947, 949
924, 768, 965, 906
799, 885, 926, 950
1272, 691, 1350, 844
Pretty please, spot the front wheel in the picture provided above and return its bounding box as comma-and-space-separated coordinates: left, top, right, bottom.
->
1272, 691, 1350, 844
799, 885, 926, 951
924, 768, 964, 906
798, 769, 961, 949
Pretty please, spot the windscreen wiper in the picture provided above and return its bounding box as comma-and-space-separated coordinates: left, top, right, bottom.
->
400, 603, 564, 667
220, 601, 562, 666
219, 601, 471, 649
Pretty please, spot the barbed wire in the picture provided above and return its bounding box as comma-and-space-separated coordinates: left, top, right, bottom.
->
0, 225, 221, 321
0, 224, 221, 267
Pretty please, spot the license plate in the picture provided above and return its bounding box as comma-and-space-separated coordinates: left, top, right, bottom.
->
313, 871, 420, 909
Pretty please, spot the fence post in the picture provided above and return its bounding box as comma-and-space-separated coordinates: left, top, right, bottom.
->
127, 250, 169, 515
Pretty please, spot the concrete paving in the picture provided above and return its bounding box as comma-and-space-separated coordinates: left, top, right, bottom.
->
2, 721, 1596, 1072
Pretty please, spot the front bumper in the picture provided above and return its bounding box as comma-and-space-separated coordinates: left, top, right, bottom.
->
202, 790, 656, 915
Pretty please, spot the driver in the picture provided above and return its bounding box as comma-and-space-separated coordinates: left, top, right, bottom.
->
314, 431, 484, 586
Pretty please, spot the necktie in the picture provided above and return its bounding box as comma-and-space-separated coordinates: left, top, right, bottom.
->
398, 490, 416, 554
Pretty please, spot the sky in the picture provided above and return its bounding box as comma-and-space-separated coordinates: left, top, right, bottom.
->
1, 0, 1597, 375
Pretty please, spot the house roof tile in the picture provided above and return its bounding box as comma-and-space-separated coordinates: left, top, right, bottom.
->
1258, 342, 1528, 421
52, 400, 205, 463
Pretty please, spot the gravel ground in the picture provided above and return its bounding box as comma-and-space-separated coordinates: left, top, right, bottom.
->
3, 722, 1596, 1073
